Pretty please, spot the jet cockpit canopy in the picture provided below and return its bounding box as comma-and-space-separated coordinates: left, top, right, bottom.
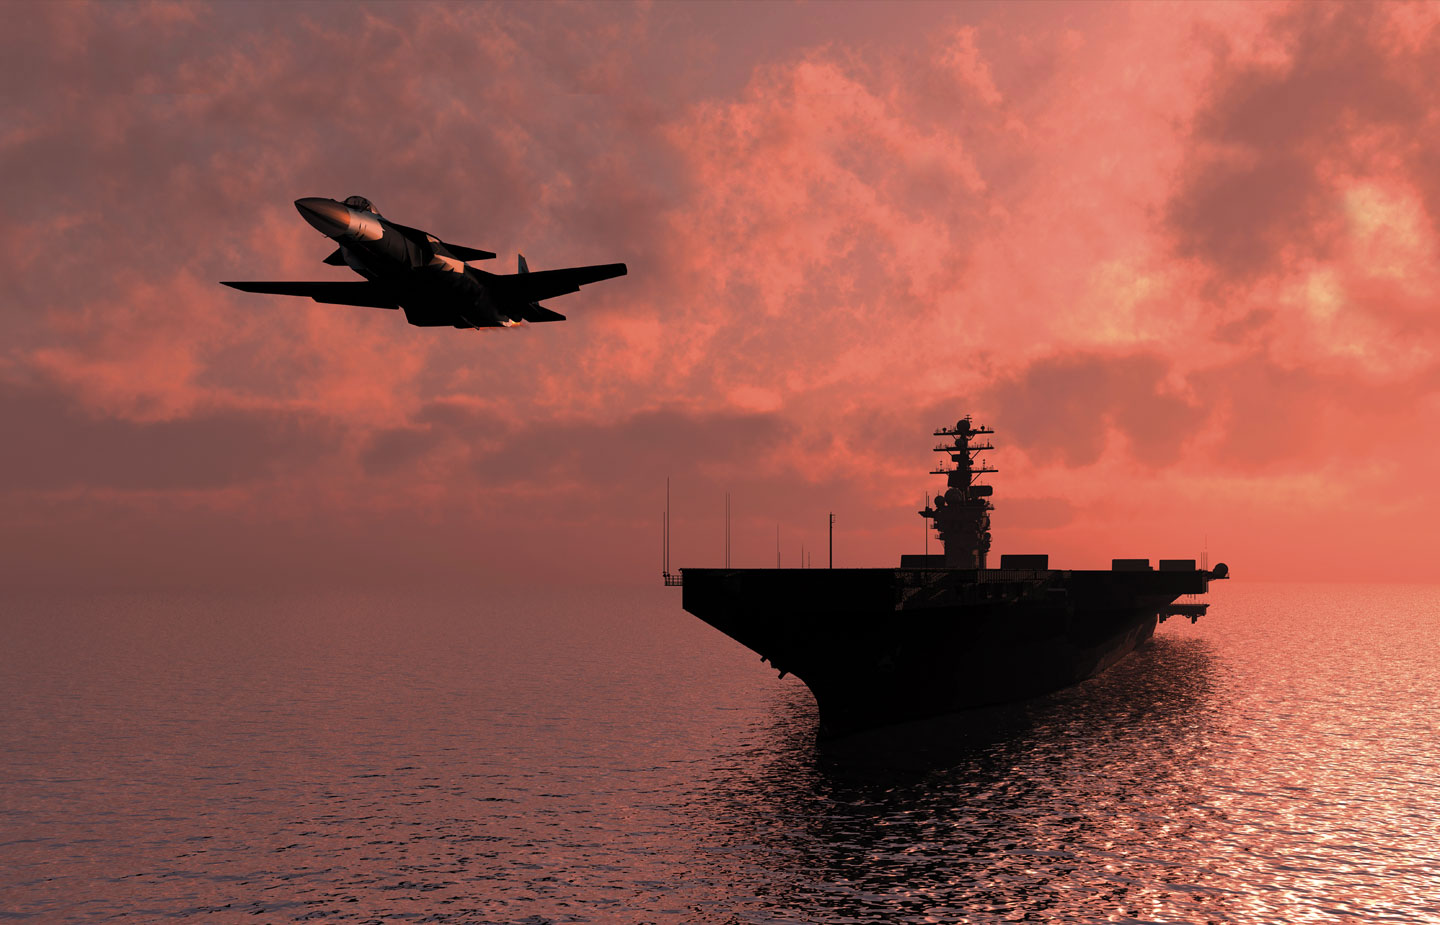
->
343, 195, 378, 214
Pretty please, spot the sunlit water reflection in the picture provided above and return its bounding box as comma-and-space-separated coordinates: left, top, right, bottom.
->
3, 583, 1438, 922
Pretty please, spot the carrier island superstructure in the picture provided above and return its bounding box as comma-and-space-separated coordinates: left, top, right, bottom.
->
923, 417, 996, 568
670, 417, 1228, 738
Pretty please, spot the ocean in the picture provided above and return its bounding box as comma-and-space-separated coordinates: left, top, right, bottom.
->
3, 582, 1438, 923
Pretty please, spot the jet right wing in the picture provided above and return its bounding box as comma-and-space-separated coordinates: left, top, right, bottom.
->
492, 263, 628, 304
444, 243, 498, 262
220, 281, 400, 309
385, 222, 497, 262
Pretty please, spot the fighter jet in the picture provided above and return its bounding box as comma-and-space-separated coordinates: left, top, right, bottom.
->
221, 196, 626, 328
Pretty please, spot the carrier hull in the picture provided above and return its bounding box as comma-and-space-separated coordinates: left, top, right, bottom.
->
681, 567, 1206, 738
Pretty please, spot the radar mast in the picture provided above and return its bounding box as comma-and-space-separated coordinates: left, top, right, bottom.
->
920, 416, 995, 568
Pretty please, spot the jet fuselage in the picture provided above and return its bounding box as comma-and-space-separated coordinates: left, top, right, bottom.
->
296, 197, 510, 327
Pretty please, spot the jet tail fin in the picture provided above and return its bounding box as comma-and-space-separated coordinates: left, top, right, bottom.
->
511, 255, 561, 319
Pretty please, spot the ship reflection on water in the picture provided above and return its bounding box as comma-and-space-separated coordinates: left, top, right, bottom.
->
681, 580, 1440, 924
684, 635, 1232, 923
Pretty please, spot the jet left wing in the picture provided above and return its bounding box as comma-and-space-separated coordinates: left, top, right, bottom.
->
492, 263, 628, 304
220, 281, 399, 309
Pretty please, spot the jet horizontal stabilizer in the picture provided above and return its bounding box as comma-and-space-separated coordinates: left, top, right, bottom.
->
519, 304, 567, 323
493, 263, 627, 304
444, 243, 497, 262
220, 281, 399, 309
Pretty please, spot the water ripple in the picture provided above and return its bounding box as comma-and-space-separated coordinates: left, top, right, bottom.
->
2, 584, 1438, 922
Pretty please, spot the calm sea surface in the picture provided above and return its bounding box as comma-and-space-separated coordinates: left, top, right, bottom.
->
3, 582, 1439, 923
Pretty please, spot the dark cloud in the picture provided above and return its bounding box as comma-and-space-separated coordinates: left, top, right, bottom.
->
1168, 153, 1336, 279
1212, 308, 1275, 345
985, 352, 1203, 467
1170, 3, 1437, 280
359, 426, 446, 476
358, 402, 510, 476
357, 401, 795, 497
1198, 6, 1422, 150
466, 407, 791, 488
0, 378, 338, 491
848, 396, 980, 464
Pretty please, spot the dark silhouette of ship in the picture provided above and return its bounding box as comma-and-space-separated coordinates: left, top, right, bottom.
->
669, 416, 1228, 739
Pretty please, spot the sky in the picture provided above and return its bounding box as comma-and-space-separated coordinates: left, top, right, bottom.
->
2, 0, 1439, 590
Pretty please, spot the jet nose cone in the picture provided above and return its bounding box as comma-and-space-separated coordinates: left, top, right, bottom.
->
294, 197, 350, 237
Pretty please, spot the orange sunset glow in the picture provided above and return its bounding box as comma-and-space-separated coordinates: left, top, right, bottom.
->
4, 1, 1439, 589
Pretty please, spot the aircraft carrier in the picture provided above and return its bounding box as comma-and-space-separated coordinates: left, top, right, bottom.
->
669, 417, 1228, 739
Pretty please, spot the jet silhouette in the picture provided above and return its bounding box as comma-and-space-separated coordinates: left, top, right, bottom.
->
222, 196, 626, 328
